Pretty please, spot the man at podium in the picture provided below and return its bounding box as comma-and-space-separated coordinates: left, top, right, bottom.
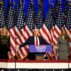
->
19, 28, 50, 60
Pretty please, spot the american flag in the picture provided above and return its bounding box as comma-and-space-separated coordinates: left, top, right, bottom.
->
45, 7, 57, 59
6, 0, 16, 59
14, 1, 33, 59
0, 0, 71, 60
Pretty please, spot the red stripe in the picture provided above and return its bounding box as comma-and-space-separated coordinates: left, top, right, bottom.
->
21, 28, 27, 41
20, 48, 25, 57
9, 31, 16, 45
39, 31, 47, 42
17, 51, 21, 59
14, 28, 22, 44
24, 47, 28, 56
53, 34, 58, 43
50, 27, 55, 45
9, 30, 18, 45
55, 27, 61, 36
9, 29, 16, 57
69, 30, 71, 34
10, 42, 16, 54
14, 27, 29, 59
24, 26, 30, 37
52, 39, 56, 45
8, 51, 14, 59
24, 46, 28, 52
42, 27, 51, 43
10, 52, 14, 58
69, 39, 71, 42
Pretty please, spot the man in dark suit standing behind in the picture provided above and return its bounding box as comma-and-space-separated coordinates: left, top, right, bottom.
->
19, 28, 50, 60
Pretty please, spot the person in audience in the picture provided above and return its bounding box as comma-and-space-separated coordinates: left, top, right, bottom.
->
0, 26, 11, 59
19, 28, 50, 60
57, 27, 70, 60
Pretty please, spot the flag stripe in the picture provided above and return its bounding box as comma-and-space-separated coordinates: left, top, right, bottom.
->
24, 25, 33, 37
21, 28, 28, 41
41, 25, 51, 43
40, 28, 50, 43
14, 27, 23, 44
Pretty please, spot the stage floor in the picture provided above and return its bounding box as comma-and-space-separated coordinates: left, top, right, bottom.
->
0, 60, 71, 69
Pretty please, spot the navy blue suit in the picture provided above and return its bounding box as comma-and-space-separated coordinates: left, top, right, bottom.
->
19, 36, 50, 60
20, 36, 50, 47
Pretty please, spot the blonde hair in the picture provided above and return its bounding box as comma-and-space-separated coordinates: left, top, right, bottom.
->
1, 27, 9, 36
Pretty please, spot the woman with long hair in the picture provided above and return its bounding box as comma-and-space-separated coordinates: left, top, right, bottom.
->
57, 27, 70, 60
0, 26, 11, 59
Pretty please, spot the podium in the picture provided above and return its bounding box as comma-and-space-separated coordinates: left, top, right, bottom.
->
29, 45, 52, 60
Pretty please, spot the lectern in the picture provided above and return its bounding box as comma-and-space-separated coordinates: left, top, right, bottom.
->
29, 45, 52, 60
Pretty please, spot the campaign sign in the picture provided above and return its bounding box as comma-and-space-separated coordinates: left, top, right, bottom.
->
29, 45, 52, 53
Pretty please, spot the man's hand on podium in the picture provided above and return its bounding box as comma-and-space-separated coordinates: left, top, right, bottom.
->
53, 45, 58, 50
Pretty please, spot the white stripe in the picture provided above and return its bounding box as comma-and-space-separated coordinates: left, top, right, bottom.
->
18, 49, 24, 59
54, 31, 59, 38
14, 26, 29, 59
10, 46, 15, 56
21, 47, 27, 56
26, 45, 29, 49
8, 53, 12, 59
16, 38, 21, 45
55, 25, 61, 34
21, 28, 28, 39
9, 28, 15, 37
50, 26, 58, 44
25, 25, 33, 36
53, 37, 57, 44
43, 24, 51, 39
34, 36, 40, 45
0, 62, 15, 68
40, 29, 50, 43
20, 36, 25, 43
14, 27, 22, 38
10, 37, 15, 48
14, 27, 25, 43
10, 37, 16, 57
16, 63, 68, 69
70, 63, 71, 68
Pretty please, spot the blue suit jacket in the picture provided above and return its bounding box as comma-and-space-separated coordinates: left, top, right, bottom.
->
20, 36, 50, 48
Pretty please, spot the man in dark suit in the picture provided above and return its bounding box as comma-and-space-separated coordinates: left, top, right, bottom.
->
19, 28, 50, 60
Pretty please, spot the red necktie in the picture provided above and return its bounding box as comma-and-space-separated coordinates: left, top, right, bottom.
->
35, 36, 39, 45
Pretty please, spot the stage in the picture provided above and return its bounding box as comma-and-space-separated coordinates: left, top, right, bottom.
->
0, 60, 71, 69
